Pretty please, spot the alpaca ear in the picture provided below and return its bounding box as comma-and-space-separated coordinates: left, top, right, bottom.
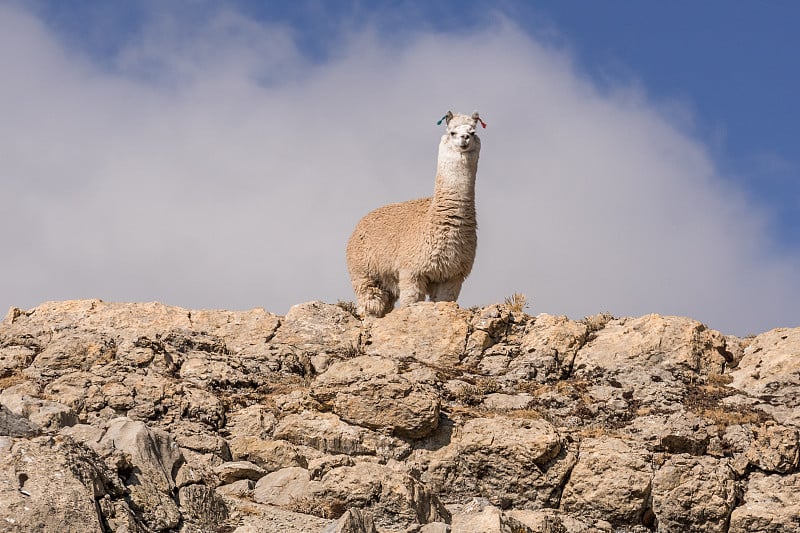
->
472, 111, 487, 129
437, 111, 455, 126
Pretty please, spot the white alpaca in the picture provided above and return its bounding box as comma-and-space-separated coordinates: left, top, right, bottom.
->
346, 111, 483, 317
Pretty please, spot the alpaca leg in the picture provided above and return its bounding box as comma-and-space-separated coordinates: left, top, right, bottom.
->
398, 273, 426, 307
429, 279, 463, 302
354, 278, 393, 318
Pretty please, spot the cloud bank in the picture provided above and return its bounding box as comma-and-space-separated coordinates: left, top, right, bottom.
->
2, 4, 798, 335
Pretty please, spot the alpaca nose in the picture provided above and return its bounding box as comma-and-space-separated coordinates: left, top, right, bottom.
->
460, 134, 470, 144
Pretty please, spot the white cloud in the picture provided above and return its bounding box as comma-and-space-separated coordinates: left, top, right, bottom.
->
1, 4, 798, 335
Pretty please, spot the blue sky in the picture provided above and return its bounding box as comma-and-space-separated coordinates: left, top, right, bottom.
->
2, 0, 799, 335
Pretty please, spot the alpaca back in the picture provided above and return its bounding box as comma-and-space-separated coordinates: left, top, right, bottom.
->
346, 197, 431, 275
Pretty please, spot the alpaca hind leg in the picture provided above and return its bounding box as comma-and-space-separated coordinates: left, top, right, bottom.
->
354, 278, 394, 318
398, 273, 426, 307
429, 279, 463, 302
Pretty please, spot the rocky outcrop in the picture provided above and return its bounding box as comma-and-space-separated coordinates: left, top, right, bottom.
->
1, 299, 798, 532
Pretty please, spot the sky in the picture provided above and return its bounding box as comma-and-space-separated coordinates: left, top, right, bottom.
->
1, 0, 798, 336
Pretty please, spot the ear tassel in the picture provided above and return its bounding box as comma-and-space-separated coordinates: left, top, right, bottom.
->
437, 113, 487, 128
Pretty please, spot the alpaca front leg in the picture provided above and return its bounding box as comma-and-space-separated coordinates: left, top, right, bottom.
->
430, 279, 463, 302
398, 273, 426, 307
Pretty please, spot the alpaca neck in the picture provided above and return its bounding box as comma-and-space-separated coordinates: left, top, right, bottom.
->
431, 147, 478, 221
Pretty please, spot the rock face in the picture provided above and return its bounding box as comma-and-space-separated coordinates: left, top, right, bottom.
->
1, 299, 798, 532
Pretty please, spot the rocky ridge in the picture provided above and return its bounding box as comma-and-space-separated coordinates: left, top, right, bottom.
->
0, 299, 798, 532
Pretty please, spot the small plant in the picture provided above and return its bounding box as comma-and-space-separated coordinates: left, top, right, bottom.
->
340, 342, 363, 358
336, 300, 359, 318
581, 312, 615, 333
504, 292, 528, 313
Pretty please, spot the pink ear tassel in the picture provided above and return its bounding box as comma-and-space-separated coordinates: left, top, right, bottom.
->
477, 117, 487, 128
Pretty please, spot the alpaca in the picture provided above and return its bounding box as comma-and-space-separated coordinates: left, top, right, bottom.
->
346, 111, 483, 317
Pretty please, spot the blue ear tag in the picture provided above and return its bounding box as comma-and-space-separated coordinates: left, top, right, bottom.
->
436, 115, 448, 126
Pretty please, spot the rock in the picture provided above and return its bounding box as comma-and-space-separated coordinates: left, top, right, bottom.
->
481, 392, 534, 410
252, 466, 312, 507
310, 462, 450, 530
729, 327, 800, 428
0, 403, 38, 437
514, 314, 589, 381
0, 435, 123, 533
321, 508, 378, 533
418, 523, 451, 533
364, 302, 470, 366
310, 356, 440, 438
744, 422, 799, 473
728, 472, 800, 533
0, 386, 78, 431
2, 299, 800, 531
575, 314, 730, 375
560, 437, 652, 527
624, 411, 712, 455
100, 417, 184, 530
509, 508, 610, 532
651, 455, 738, 533
422, 416, 572, 508
214, 460, 267, 483
273, 411, 410, 460
450, 502, 534, 533
215, 478, 254, 497
270, 301, 361, 356
228, 435, 308, 471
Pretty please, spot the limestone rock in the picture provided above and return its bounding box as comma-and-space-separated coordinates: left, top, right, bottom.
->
100, 417, 184, 530
253, 466, 313, 507
729, 472, 800, 533
310, 355, 440, 438
213, 460, 267, 483
364, 302, 470, 366
423, 416, 572, 508
0, 403, 38, 437
273, 411, 411, 460
514, 313, 589, 381
0, 435, 123, 533
321, 508, 379, 533
651, 455, 738, 533
560, 437, 652, 526
310, 462, 450, 530
270, 301, 361, 356
228, 435, 308, 471
2, 299, 800, 531
729, 327, 800, 428
744, 422, 799, 473
450, 502, 534, 533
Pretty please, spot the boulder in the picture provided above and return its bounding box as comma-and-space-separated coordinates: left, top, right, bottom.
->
729, 327, 800, 428
651, 455, 738, 533
560, 436, 652, 526
273, 411, 411, 460
310, 355, 440, 438
729, 472, 800, 533
364, 302, 470, 366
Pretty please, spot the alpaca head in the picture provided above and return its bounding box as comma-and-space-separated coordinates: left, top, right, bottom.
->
441, 111, 482, 155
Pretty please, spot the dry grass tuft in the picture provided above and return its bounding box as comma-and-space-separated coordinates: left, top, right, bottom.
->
335, 300, 360, 318
503, 293, 528, 313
